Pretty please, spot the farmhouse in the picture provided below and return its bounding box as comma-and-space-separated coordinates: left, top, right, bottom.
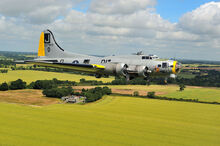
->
61, 95, 86, 103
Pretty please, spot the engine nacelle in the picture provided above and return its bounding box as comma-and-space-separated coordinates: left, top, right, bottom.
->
127, 65, 149, 78
136, 65, 149, 78
104, 63, 128, 76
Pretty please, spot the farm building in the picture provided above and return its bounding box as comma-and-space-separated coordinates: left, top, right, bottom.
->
61, 95, 86, 103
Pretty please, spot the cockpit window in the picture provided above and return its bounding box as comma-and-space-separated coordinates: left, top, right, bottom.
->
162, 62, 168, 68
142, 56, 151, 59
158, 64, 161, 67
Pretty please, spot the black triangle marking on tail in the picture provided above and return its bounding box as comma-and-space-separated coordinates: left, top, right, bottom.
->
47, 29, 64, 52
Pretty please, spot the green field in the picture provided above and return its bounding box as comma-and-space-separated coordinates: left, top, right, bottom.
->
165, 87, 220, 102
0, 55, 6, 59
106, 85, 220, 102
0, 70, 114, 83
183, 64, 220, 67
178, 72, 196, 78
1, 70, 220, 145
0, 95, 220, 146
23, 54, 37, 58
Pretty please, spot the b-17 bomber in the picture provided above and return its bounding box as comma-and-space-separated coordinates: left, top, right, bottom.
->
25, 29, 182, 81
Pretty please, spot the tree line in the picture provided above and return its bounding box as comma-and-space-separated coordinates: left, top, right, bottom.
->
0, 78, 112, 103
0, 78, 76, 91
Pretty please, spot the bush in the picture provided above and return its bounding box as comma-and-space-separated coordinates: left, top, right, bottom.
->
9, 79, 26, 90
147, 92, 156, 98
179, 84, 185, 91
52, 78, 76, 85
33, 80, 56, 89
80, 78, 86, 83
111, 77, 149, 85
111, 78, 127, 85
133, 91, 139, 96
129, 78, 147, 85
27, 82, 35, 89
82, 87, 112, 103
0, 82, 9, 91
102, 86, 112, 95
0, 69, 8, 73
78, 78, 103, 85
28, 78, 75, 90
74, 92, 82, 96
85, 92, 102, 102
42, 86, 73, 98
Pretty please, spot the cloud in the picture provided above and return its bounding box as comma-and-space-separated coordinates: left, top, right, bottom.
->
0, 0, 220, 60
0, 0, 84, 24
179, 2, 220, 36
89, 0, 156, 15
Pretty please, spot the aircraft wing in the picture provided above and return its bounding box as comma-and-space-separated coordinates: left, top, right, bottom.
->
25, 60, 105, 73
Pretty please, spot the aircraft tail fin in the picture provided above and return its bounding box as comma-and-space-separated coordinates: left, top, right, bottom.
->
38, 32, 45, 56
37, 29, 66, 58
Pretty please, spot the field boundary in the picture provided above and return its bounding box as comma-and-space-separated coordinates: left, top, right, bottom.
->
111, 93, 220, 105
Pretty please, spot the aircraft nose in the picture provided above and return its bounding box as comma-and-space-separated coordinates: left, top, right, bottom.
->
175, 62, 182, 73
172, 61, 182, 74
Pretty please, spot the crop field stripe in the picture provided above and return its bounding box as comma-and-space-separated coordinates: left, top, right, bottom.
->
0, 96, 220, 146
105, 85, 220, 102
0, 70, 114, 83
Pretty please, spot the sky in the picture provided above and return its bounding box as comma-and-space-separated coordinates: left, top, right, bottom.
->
0, 0, 220, 61
156, 0, 216, 22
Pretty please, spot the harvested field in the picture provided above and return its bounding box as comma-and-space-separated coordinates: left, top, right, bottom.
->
0, 89, 60, 106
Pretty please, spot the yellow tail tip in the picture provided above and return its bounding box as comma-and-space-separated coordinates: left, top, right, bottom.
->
38, 32, 45, 56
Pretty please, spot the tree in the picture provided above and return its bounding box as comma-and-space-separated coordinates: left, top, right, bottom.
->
0, 69, 8, 73
80, 78, 86, 83
42, 86, 73, 98
11, 66, 16, 70
102, 86, 112, 95
33, 80, 56, 89
179, 84, 185, 91
133, 91, 139, 96
129, 78, 147, 85
9, 79, 26, 90
147, 92, 156, 98
84, 87, 112, 103
111, 78, 127, 85
0, 82, 9, 91
27, 82, 35, 89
